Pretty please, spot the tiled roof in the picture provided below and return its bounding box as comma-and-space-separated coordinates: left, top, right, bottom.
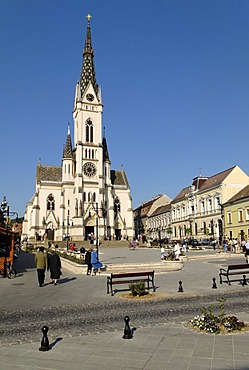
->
198, 166, 235, 192
224, 185, 249, 204
172, 186, 190, 203
37, 165, 62, 183
172, 166, 236, 203
149, 203, 171, 217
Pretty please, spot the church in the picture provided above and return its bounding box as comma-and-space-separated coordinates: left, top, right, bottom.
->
22, 15, 133, 243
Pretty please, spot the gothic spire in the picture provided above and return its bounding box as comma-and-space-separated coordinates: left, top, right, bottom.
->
79, 14, 99, 98
63, 124, 73, 159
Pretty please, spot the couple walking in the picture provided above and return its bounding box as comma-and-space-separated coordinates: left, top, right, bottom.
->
35, 247, 62, 287
85, 248, 103, 275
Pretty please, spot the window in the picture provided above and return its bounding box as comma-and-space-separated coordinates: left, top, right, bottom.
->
86, 119, 93, 143
238, 210, 243, 222
246, 209, 249, 221
83, 192, 86, 202
227, 212, 232, 224
46, 194, 55, 211
85, 149, 87, 158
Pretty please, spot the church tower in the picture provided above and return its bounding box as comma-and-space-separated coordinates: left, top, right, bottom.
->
22, 14, 133, 243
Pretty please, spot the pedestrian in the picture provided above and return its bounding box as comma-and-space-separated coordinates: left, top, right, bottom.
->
223, 238, 227, 253
161, 245, 165, 260
34, 247, 48, 287
173, 242, 181, 260
131, 239, 136, 250
47, 249, 62, 285
91, 249, 103, 275
245, 240, 249, 263
85, 248, 92, 275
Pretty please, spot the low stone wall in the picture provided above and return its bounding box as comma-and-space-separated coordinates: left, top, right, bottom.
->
61, 257, 87, 274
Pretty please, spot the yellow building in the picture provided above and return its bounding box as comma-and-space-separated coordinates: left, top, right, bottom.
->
223, 185, 249, 242
171, 166, 249, 243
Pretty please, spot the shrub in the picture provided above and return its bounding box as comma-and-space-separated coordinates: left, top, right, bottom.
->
190, 298, 247, 334
129, 281, 147, 296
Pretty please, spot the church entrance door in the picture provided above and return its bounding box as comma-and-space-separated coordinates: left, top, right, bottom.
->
46, 228, 54, 242
85, 226, 94, 241
115, 229, 121, 240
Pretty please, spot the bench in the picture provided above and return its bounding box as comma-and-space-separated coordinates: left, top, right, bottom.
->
107, 271, 155, 296
219, 264, 249, 285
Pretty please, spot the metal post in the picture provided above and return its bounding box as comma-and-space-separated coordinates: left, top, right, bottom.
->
96, 203, 99, 257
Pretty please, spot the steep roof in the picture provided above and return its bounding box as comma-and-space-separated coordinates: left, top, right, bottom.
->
149, 203, 171, 217
111, 170, 130, 188
37, 165, 62, 183
63, 125, 73, 159
79, 14, 99, 98
198, 166, 235, 192
102, 137, 110, 163
224, 185, 249, 204
172, 166, 236, 203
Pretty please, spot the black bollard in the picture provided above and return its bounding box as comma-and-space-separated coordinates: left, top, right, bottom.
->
178, 281, 184, 292
39, 326, 52, 351
122, 316, 133, 339
212, 277, 217, 289
242, 275, 248, 286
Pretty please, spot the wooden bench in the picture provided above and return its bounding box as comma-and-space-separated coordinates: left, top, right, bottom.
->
219, 264, 249, 285
107, 271, 155, 296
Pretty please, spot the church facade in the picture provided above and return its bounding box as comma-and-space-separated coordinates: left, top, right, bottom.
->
22, 15, 133, 243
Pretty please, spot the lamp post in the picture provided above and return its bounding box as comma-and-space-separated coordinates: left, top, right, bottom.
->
90, 200, 99, 257
62, 216, 73, 251
0, 197, 18, 278
218, 200, 224, 246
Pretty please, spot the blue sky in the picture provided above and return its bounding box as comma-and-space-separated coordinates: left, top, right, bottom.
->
1, 0, 249, 217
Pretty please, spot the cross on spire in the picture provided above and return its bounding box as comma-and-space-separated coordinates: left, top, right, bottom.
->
86, 14, 92, 24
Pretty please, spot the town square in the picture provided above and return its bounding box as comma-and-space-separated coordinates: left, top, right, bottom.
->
2, 1, 249, 369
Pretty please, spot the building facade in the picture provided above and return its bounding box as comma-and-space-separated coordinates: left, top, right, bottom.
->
134, 194, 171, 240
22, 15, 133, 243
171, 166, 249, 243
223, 185, 249, 242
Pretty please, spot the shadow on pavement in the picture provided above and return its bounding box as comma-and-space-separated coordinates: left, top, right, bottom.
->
59, 277, 77, 284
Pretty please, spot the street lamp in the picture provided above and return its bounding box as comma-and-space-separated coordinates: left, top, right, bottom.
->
90, 200, 99, 257
218, 199, 224, 245
62, 216, 73, 251
0, 196, 18, 278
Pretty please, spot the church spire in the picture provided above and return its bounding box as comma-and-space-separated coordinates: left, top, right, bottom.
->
79, 14, 99, 98
63, 124, 73, 159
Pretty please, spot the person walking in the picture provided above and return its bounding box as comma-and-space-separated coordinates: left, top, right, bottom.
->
47, 249, 62, 285
91, 249, 103, 275
85, 248, 92, 275
35, 247, 48, 287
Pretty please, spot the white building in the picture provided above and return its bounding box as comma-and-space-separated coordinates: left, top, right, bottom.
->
22, 15, 133, 243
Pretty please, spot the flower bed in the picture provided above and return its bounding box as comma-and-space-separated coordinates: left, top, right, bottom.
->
190, 298, 249, 334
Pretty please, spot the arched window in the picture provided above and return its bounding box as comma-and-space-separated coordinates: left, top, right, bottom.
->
92, 149, 94, 159
47, 194, 55, 211
83, 192, 86, 202
86, 119, 93, 143
92, 192, 96, 202
85, 149, 87, 158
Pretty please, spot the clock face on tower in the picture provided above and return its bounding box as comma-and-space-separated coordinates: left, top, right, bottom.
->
86, 93, 94, 102
83, 162, 97, 177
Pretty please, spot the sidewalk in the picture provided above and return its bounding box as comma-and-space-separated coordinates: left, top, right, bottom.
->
1, 316, 249, 369
1, 248, 249, 369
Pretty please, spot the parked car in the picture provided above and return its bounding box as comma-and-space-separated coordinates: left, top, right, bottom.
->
188, 238, 199, 246
200, 239, 212, 246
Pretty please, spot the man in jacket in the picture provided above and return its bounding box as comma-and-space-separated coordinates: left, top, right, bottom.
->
35, 247, 48, 287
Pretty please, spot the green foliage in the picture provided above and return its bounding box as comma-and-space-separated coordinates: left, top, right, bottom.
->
129, 280, 147, 296
190, 298, 247, 334
60, 252, 85, 265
